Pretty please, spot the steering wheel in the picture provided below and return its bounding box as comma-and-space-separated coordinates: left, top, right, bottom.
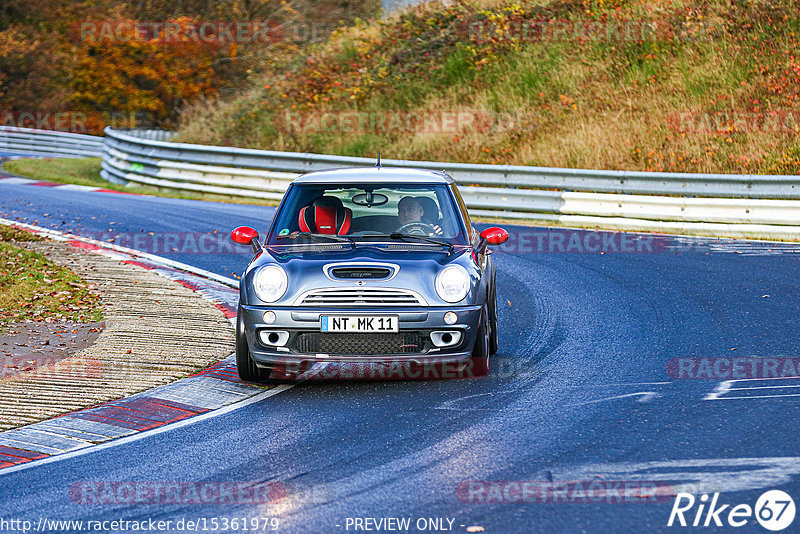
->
396, 222, 436, 235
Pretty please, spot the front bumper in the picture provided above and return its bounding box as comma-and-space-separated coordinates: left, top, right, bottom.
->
240, 305, 482, 366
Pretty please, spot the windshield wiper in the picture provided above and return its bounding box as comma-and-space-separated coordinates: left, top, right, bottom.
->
275, 231, 355, 248
364, 232, 454, 253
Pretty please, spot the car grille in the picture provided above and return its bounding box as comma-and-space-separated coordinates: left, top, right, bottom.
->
294, 332, 427, 355
296, 287, 426, 306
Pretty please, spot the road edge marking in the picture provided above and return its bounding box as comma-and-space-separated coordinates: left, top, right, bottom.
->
0, 385, 293, 477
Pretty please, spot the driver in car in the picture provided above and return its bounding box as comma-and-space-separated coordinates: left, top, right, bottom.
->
397, 196, 443, 235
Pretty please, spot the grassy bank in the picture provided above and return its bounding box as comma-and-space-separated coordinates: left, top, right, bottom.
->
178, 0, 800, 175
0, 225, 103, 332
3, 158, 108, 189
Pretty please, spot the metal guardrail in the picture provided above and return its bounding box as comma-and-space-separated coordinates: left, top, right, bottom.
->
2, 126, 799, 239
97, 128, 800, 239
101, 128, 800, 199
0, 126, 104, 158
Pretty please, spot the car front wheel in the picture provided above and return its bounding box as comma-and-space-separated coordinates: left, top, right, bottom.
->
469, 305, 490, 377
236, 307, 272, 382
489, 281, 499, 355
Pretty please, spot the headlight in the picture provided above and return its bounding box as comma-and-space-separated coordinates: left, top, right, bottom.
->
252, 265, 287, 303
435, 265, 470, 303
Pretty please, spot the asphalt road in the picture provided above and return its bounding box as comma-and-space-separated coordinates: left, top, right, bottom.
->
1, 180, 799, 533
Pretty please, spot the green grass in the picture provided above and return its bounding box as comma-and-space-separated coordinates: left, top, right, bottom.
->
2, 158, 278, 206
0, 225, 43, 243
2, 158, 109, 189
0, 225, 103, 332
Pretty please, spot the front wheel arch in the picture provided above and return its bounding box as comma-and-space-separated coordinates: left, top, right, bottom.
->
468, 304, 490, 377
236, 307, 272, 382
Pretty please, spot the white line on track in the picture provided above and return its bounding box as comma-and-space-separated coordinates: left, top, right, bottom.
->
710, 394, 800, 400
724, 384, 800, 390
705, 377, 800, 400
0, 385, 294, 477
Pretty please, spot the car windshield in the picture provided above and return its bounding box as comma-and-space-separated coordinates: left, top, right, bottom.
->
267, 182, 468, 246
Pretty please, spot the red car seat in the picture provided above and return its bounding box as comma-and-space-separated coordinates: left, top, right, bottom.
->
298, 196, 352, 235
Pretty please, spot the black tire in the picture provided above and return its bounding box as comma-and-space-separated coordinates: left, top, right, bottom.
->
469, 305, 490, 377
489, 281, 499, 355
236, 308, 272, 382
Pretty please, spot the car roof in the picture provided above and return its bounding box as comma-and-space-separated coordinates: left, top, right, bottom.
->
291, 167, 454, 185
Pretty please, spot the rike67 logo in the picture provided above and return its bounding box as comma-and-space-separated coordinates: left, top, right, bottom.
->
668, 490, 795, 531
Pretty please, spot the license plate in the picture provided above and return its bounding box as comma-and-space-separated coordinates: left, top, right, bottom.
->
320, 315, 399, 333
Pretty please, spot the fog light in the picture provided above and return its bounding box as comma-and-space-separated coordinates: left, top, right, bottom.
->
259, 330, 289, 347
430, 331, 462, 348
444, 312, 457, 325
263, 311, 276, 324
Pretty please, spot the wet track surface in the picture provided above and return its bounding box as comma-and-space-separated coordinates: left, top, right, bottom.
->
1, 180, 799, 533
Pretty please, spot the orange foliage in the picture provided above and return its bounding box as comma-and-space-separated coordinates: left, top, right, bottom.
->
68, 17, 221, 131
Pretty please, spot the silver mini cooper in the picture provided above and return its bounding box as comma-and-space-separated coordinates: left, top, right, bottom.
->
230, 167, 508, 380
